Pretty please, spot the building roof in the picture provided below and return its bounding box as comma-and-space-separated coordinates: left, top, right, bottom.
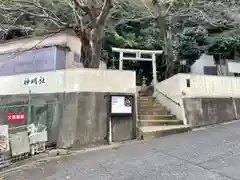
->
0, 31, 82, 55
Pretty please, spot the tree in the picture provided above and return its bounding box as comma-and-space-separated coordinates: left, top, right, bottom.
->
172, 26, 208, 74
103, 0, 163, 84
149, 0, 240, 77
176, 26, 207, 64
150, 0, 199, 77
0, 0, 114, 68
207, 37, 240, 59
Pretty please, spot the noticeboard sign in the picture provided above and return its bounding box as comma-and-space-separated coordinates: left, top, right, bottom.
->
111, 96, 132, 114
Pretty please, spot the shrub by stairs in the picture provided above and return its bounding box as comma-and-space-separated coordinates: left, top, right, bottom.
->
137, 93, 191, 139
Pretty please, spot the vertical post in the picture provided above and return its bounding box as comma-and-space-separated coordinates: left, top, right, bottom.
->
152, 53, 157, 92
119, 52, 123, 70
108, 116, 112, 144
27, 90, 32, 125
136, 52, 141, 59
232, 98, 238, 120
108, 95, 112, 145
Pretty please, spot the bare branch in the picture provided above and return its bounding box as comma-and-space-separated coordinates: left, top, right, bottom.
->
96, 0, 114, 28
0, 0, 116, 68
72, 0, 96, 23
164, 2, 173, 17
72, 0, 90, 12
20, 0, 65, 24
0, 7, 58, 26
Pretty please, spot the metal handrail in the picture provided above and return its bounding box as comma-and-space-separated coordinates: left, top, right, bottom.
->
155, 88, 180, 106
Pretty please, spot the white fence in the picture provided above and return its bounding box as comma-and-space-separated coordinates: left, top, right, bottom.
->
186, 75, 240, 97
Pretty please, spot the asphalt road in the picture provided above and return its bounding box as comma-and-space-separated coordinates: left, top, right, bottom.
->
4, 121, 240, 180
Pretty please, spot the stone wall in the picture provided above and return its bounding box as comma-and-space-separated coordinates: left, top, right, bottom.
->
183, 97, 236, 127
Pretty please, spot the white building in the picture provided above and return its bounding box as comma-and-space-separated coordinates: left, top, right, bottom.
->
191, 53, 240, 77
0, 32, 106, 76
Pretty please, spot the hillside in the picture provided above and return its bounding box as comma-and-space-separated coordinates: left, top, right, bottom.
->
0, 0, 240, 80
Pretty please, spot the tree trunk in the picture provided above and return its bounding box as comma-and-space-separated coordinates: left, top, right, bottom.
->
73, 0, 113, 69
75, 28, 102, 69
163, 24, 174, 78
156, 14, 174, 79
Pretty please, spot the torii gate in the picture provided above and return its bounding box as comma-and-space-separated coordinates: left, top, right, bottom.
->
112, 47, 163, 91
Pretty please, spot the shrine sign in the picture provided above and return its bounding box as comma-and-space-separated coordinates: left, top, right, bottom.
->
23, 76, 46, 87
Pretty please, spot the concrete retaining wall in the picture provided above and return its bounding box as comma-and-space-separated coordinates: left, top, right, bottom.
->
0, 92, 136, 149
0, 69, 136, 149
183, 97, 238, 127
155, 73, 240, 125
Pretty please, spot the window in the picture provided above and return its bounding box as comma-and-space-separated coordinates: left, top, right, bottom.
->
204, 66, 218, 75
186, 79, 190, 87
0, 46, 56, 76
213, 54, 226, 65
234, 73, 240, 77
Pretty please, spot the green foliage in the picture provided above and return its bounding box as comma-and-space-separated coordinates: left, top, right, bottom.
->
104, 11, 163, 62
175, 26, 240, 66
103, 1, 164, 83
103, 20, 163, 83
175, 26, 208, 65
207, 37, 240, 59
111, 1, 147, 22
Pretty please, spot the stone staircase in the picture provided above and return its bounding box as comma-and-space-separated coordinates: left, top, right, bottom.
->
137, 93, 191, 139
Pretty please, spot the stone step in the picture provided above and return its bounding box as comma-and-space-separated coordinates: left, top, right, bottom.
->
137, 102, 158, 105
139, 113, 171, 116
137, 98, 155, 101
138, 107, 166, 111
140, 120, 183, 126
138, 102, 163, 105
139, 111, 171, 115
138, 111, 170, 115
137, 100, 155, 102
137, 102, 163, 107
138, 111, 168, 114
139, 115, 176, 120
138, 100, 160, 102
138, 95, 153, 98
138, 99, 155, 102
138, 104, 164, 106
138, 99, 160, 101
138, 105, 165, 109
138, 109, 167, 112
140, 125, 191, 140
139, 109, 166, 112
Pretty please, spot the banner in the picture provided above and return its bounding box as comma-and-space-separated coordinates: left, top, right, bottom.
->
6, 112, 26, 123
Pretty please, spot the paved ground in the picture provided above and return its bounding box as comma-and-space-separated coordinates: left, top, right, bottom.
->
3, 121, 240, 180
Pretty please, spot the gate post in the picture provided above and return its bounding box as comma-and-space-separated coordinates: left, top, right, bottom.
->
119, 52, 123, 70
152, 53, 157, 92
112, 48, 163, 91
